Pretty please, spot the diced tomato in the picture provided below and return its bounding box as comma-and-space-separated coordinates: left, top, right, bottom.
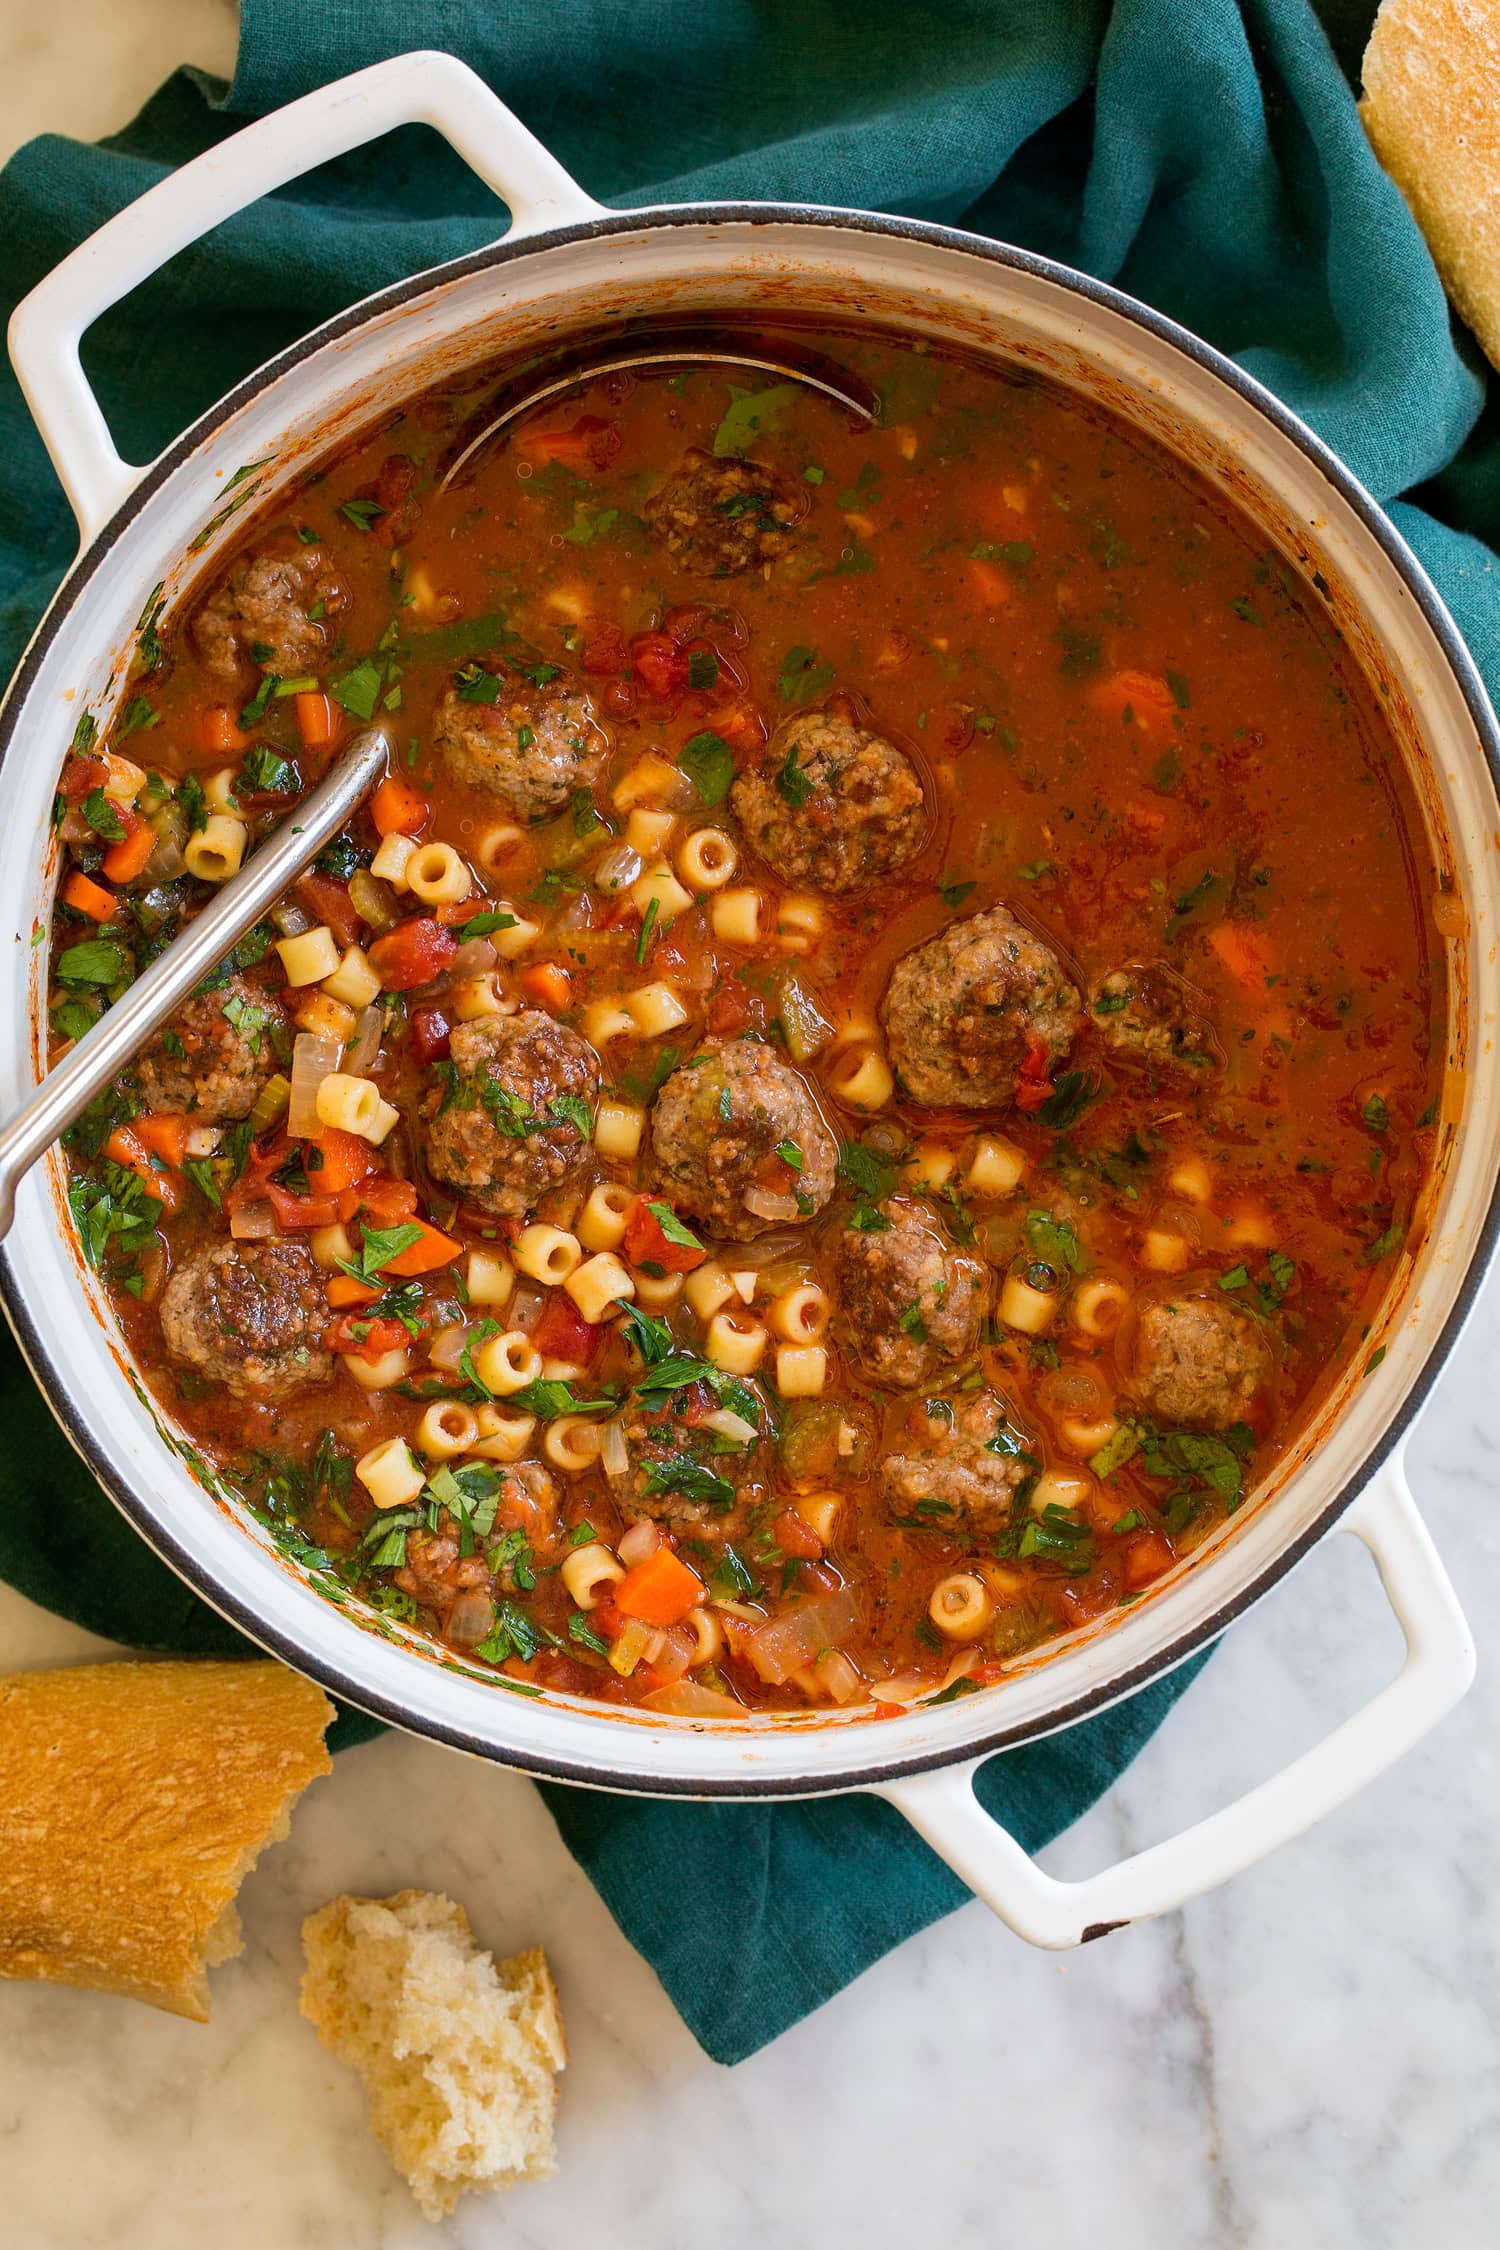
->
408, 1005, 452, 1065
621, 1195, 707, 1274
662, 603, 713, 647
354, 1173, 421, 1224
531, 1293, 604, 1364
1013, 1035, 1055, 1115
381, 1219, 462, 1277
700, 699, 764, 755
773, 1507, 824, 1562
1208, 921, 1276, 991
370, 773, 430, 836
100, 811, 156, 885
706, 976, 755, 1032
630, 631, 688, 699
966, 557, 1011, 610
265, 1182, 340, 1230
295, 691, 339, 751
61, 870, 118, 923
368, 916, 457, 991
614, 1547, 705, 1628
1121, 1531, 1176, 1591
593, 1594, 628, 1641
105, 1125, 183, 1212
326, 1313, 412, 1357
520, 960, 571, 1013
294, 869, 362, 947
1088, 668, 1177, 741
515, 415, 621, 470
60, 755, 109, 804
133, 1112, 190, 1168
305, 1128, 376, 1195
197, 706, 248, 756
579, 620, 628, 675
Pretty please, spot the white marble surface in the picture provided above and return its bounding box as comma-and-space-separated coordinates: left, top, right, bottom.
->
2, 12, 1498, 2248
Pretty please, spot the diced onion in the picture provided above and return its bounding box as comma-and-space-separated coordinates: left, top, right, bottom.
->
617, 1519, 662, 1567
594, 843, 643, 895
447, 1592, 497, 1649
427, 1324, 469, 1372
271, 902, 312, 938
646, 1623, 696, 1686
813, 1649, 863, 1705
343, 1005, 383, 1075
144, 833, 186, 886
745, 1587, 860, 1685
600, 1418, 630, 1480
700, 1407, 758, 1447
449, 936, 498, 978
743, 1188, 800, 1224
287, 1030, 345, 1138
509, 1284, 544, 1334
228, 1198, 277, 1240
876, 1648, 979, 1705
640, 1679, 744, 1718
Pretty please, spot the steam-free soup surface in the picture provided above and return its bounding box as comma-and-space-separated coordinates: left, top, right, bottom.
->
48, 330, 1444, 1715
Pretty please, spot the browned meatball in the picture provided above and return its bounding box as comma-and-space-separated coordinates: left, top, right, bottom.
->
606, 1399, 765, 1542
432, 669, 606, 821
880, 1390, 1031, 1540
134, 977, 281, 1123
834, 1200, 986, 1388
643, 449, 799, 576
158, 1240, 332, 1402
420, 1012, 598, 1218
731, 714, 926, 894
1129, 1290, 1272, 1431
1091, 964, 1218, 1076
882, 905, 1082, 1110
651, 1040, 837, 1241
190, 535, 347, 680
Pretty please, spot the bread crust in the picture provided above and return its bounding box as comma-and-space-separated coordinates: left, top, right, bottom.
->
1361, 0, 1500, 367
0, 1659, 334, 2020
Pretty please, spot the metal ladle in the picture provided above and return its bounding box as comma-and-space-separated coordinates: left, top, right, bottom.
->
440, 350, 879, 492
0, 726, 391, 1239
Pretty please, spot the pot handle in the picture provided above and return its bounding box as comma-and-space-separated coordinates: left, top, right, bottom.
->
875, 1448, 1474, 1948
7, 50, 605, 543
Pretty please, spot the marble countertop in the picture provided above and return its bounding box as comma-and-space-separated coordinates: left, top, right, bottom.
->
1, 12, 1497, 2247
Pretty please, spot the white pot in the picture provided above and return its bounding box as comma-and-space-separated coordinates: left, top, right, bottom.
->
2, 53, 1492, 1949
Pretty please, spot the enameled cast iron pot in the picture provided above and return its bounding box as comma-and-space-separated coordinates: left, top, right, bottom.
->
2, 54, 1492, 1947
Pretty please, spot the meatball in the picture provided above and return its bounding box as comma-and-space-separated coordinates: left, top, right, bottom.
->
1128, 1291, 1272, 1431
1091, 965, 1217, 1076
834, 1200, 986, 1389
881, 905, 1082, 1110
191, 535, 347, 680
420, 1013, 598, 1218
880, 1390, 1031, 1541
643, 448, 798, 576
731, 714, 926, 894
158, 1239, 332, 1402
650, 1040, 837, 1241
432, 671, 606, 822
133, 977, 280, 1124
606, 1400, 765, 1543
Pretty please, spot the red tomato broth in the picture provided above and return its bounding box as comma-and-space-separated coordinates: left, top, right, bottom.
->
46, 328, 1445, 1716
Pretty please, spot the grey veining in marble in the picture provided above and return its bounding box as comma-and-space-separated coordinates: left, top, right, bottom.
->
0, 5, 1497, 2243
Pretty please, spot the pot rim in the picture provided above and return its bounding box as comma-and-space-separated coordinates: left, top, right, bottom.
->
3, 198, 1497, 1795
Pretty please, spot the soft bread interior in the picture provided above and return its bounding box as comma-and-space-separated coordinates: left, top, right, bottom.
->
300, 1889, 566, 2221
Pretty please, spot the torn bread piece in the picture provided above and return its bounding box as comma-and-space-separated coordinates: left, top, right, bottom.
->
300, 1890, 565, 2221
1361, 0, 1500, 369
0, 1658, 333, 2020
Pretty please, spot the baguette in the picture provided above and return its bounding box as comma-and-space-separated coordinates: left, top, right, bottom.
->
0, 1658, 333, 2020
301, 1889, 566, 2220
1361, 0, 1500, 368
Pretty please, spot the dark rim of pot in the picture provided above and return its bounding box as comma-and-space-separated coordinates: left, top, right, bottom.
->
2, 200, 1497, 1799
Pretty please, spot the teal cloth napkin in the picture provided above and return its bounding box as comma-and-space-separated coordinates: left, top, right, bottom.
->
0, 0, 1494, 2063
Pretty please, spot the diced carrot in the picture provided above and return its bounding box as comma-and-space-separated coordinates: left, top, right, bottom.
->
61, 870, 118, 923
133, 1112, 190, 1168
701, 700, 764, 755
520, 960, 571, 1013
1207, 921, 1276, 990
965, 558, 1010, 610
614, 1547, 705, 1628
1088, 668, 1177, 740
306, 1128, 376, 1196
1121, 1532, 1176, 1591
326, 1273, 379, 1309
101, 815, 156, 885
199, 705, 249, 754
370, 773, 431, 837
381, 1218, 462, 1276
295, 690, 338, 750
354, 1173, 421, 1224
105, 1125, 183, 1212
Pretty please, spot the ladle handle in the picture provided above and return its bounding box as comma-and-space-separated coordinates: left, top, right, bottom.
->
0, 729, 390, 1240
